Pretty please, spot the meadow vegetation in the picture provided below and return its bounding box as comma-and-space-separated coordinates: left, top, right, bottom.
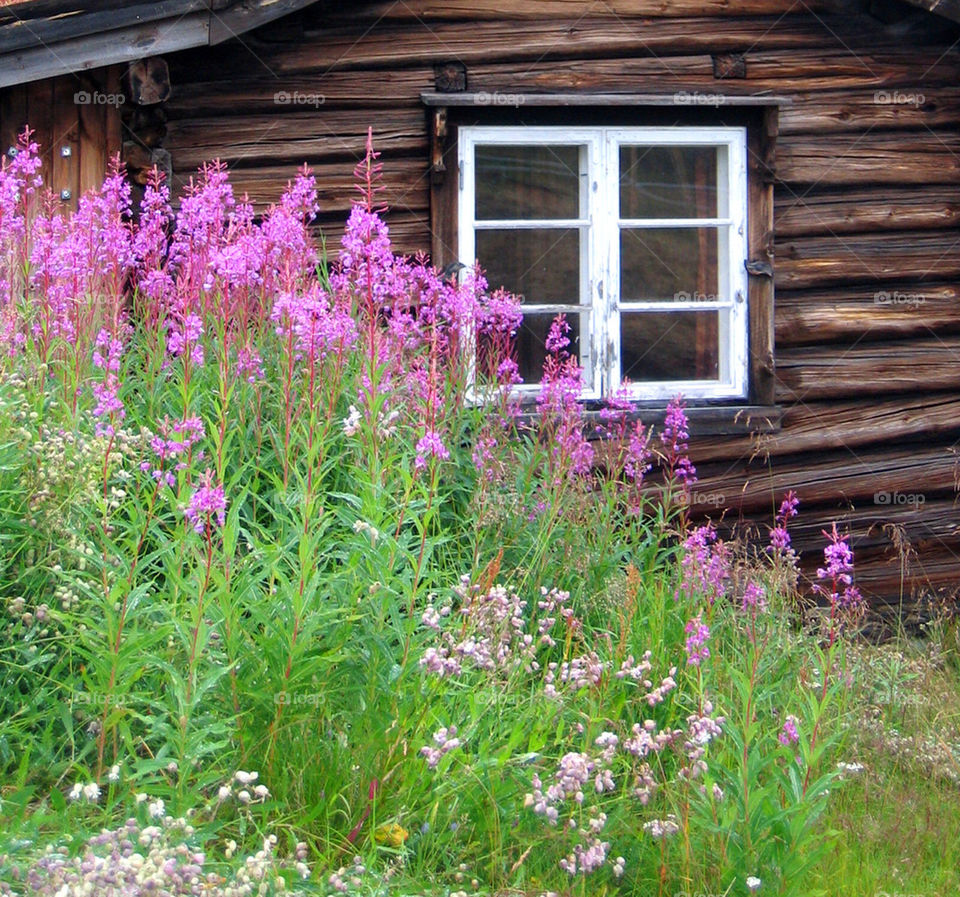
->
0, 126, 957, 897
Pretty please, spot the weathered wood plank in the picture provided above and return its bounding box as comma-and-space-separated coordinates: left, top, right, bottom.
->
689, 395, 960, 463
774, 186, 960, 236
0, 82, 28, 156
202, 158, 430, 213
774, 230, 960, 288
166, 109, 427, 171
779, 88, 960, 135
318, 0, 836, 21
164, 70, 436, 115
50, 77, 79, 213
775, 338, 960, 400
691, 444, 957, 516
788, 498, 960, 555
775, 285, 960, 345
0, 13, 211, 89
25, 78, 54, 186
777, 132, 960, 186
251, 16, 933, 75
317, 209, 430, 259
0, 0, 210, 55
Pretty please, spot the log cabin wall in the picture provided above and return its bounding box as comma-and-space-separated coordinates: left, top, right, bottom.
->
6, 0, 960, 622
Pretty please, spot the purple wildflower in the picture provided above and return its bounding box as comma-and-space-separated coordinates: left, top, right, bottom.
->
185, 470, 227, 534
779, 714, 800, 746
661, 395, 697, 487
741, 581, 768, 613
167, 313, 204, 366
415, 430, 450, 470
769, 489, 800, 554
684, 612, 711, 666
675, 523, 730, 605
91, 329, 125, 436
814, 522, 864, 615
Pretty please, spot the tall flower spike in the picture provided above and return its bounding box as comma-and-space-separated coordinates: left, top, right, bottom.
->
354, 127, 386, 214
661, 395, 697, 488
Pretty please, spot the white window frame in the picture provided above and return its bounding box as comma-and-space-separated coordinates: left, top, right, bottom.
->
458, 125, 749, 401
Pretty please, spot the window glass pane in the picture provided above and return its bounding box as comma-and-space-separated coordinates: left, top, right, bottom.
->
476, 145, 582, 220
515, 312, 583, 386
621, 311, 719, 382
620, 146, 719, 219
476, 228, 581, 305
620, 227, 718, 301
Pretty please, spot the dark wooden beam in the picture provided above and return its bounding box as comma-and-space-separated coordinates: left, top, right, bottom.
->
209, 0, 324, 46
0, 1, 209, 55
0, 14, 212, 89
901, 0, 960, 24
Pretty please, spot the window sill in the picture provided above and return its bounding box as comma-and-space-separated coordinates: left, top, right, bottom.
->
515, 404, 782, 438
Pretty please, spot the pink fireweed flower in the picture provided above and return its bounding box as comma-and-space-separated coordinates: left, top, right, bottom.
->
536, 315, 594, 479
769, 489, 800, 554
779, 714, 800, 746
675, 523, 730, 605
660, 395, 697, 487
272, 284, 358, 363
415, 430, 450, 470
814, 522, 864, 614
741, 581, 768, 613
91, 329, 125, 436
185, 470, 227, 534
684, 612, 711, 666
167, 313, 204, 366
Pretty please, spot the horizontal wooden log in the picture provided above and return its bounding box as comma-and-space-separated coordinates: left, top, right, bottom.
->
246, 16, 950, 75
779, 88, 960, 135
775, 285, 960, 345
777, 132, 960, 186
166, 109, 427, 170
775, 337, 960, 400
462, 49, 960, 95
164, 70, 436, 115
788, 498, 960, 555
317, 0, 837, 21
317, 210, 430, 259
799, 543, 960, 613
774, 186, 960, 236
165, 43, 960, 115
174, 158, 430, 214
774, 230, 960, 288
688, 394, 960, 463
691, 443, 957, 516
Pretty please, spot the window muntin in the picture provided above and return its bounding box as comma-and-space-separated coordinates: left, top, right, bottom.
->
459, 126, 749, 401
